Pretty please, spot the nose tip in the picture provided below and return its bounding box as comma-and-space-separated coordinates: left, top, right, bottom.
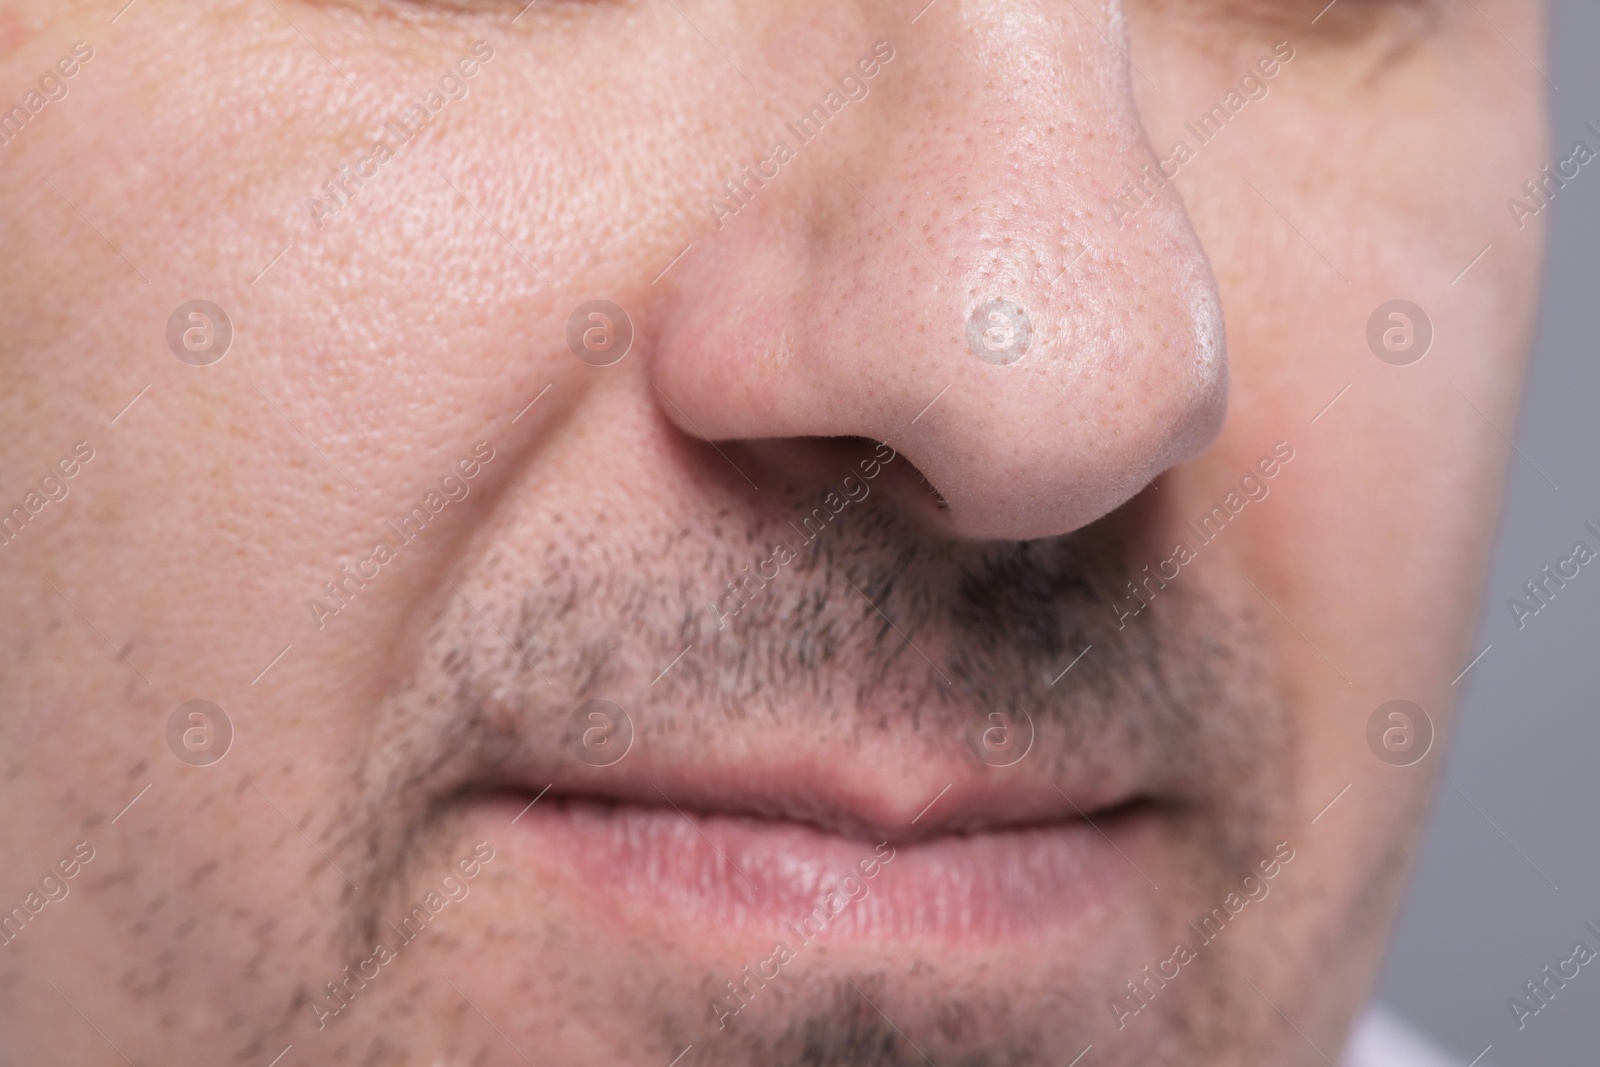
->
882, 223, 1229, 541
649, 196, 1229, 541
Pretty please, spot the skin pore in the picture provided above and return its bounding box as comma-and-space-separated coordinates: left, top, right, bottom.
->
0, 0, 1545, 1065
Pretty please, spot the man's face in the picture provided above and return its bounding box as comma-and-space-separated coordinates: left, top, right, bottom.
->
0, 0, 1546, 1064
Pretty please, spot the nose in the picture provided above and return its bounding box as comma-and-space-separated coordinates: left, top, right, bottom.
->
650, 1, 1227, 541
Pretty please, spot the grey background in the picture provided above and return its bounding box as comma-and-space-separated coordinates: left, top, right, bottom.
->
1376, 2, 1600, 1062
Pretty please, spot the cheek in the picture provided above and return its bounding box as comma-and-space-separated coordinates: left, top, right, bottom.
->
1159, 17, 1546, 946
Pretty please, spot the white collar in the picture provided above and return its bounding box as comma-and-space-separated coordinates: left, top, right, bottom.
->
1341, 1005, 1463, 1067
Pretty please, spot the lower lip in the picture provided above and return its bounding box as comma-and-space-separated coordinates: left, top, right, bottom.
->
486, 796, 1151, 944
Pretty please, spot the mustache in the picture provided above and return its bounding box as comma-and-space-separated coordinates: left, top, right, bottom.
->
334, 463, 1279, 947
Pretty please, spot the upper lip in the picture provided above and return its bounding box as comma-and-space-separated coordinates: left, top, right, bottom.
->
476, 747, 1143, 844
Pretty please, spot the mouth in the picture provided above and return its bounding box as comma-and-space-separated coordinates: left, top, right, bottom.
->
462, 744, 1166, 946
367, 473, 1262, 957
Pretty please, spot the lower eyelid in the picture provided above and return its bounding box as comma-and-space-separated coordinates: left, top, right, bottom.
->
1131, 0, 1438, 38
